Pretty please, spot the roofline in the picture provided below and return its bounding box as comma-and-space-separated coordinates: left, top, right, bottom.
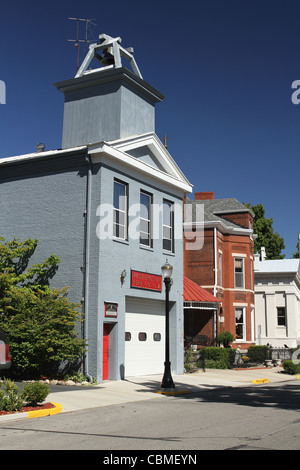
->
0, 146, 87, 167
183, 219, 253, 236
89, 141, 193, 193
214, 207, 255, 218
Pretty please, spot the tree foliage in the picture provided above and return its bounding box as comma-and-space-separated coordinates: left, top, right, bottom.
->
0, 238, 86, 378
292, 241, 299, 259
244, 203, 285, 259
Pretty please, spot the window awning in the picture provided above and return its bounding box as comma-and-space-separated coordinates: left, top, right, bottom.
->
183, 276, 220, 310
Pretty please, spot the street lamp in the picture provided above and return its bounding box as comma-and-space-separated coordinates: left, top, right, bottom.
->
161, 259, 175, 390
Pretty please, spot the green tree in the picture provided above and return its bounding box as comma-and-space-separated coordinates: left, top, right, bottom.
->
0, 238, 86, 378
292, 240, 299, 259
244, 203, 285, 259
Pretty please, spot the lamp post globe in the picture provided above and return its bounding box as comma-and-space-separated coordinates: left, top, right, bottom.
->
161, 259, 175, 390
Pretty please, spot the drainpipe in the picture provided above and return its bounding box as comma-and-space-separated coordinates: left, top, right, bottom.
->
213, 227, 218, 344
83, 154, 93, 382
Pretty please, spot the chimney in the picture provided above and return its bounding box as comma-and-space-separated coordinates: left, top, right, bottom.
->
261, 246, 266, 261
36, 143, 45, 152
194, 191, 214, 201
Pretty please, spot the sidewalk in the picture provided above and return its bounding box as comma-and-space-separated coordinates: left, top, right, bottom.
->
46, 367, 298, 413
0, 367, 298, 422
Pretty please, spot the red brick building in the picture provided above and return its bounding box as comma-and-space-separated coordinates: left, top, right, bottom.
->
184, 191, 256, 349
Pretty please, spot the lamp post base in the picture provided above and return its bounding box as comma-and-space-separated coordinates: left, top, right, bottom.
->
160, 361, 175, 389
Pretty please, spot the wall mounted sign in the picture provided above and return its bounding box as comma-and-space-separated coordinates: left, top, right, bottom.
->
131, 270, 162, 292
104, 302, 118, 317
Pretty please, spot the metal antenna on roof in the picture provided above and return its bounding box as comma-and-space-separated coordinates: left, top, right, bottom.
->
162, 134, 169, 149
68, 18, 97, 72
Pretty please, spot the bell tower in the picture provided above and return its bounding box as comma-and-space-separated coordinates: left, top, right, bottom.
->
55, 34, 165, 149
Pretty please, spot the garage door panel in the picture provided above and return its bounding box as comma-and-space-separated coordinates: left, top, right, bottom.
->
125, 299, 165, 377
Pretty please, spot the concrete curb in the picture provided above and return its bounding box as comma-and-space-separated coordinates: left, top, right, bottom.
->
0, 402, 63, 422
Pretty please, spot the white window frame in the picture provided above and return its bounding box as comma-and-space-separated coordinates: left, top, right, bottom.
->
235, 307, 246, 341
113, 179, 128, 240
234, 257, 245, 289
140, 190, 152, 247
162, 199, 174, 252
219, 251, 222, 287
277, 307, 286, 327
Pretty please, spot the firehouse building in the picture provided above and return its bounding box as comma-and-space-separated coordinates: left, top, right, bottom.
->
0, 34, 192, 382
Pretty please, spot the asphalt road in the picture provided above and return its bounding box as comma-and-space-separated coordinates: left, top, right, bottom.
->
0, 380, 299, 452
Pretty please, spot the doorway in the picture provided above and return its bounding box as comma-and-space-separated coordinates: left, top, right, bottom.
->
103, 324, 110, 380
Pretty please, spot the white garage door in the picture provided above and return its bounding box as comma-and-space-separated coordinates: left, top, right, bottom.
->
125, 297, 165, 377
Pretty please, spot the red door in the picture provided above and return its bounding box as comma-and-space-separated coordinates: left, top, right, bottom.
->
103, 324, 109, 380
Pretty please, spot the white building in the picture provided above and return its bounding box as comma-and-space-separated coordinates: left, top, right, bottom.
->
254, 251, 300, 347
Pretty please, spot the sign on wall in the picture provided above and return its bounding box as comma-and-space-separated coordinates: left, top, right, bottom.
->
104, 302, 118, 317
131, 270, 162, 292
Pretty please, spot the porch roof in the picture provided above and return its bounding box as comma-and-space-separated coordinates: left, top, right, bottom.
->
183, 276, 221, 307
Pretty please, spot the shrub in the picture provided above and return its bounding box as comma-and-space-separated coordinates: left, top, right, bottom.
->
217, 331, 234, 348
0, 379, 24, 412
282, 360, 300, 375
197, 347, 232, 369
21, 382, 50, 406
184, 347, 194, 372
247, 345, 269, 363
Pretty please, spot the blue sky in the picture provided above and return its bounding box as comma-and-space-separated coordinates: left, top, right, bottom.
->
0, 0, 299, 257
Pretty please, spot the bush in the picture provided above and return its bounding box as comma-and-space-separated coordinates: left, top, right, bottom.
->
282, 360, 300, 375
0, 379, 24, 412
197, 347, 232, 369
21, 382, 50, 406
247, 345, 269, 363
217, 331, 234, 348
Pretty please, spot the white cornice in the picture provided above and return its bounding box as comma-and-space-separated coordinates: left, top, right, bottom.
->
88, 137, 193, 193
107, 132, 191, 185
183, 219, 253, 236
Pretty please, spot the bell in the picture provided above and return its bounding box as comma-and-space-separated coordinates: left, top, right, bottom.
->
100, 47, 114, 66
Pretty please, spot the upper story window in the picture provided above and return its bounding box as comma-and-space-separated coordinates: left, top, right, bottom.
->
163, 200, 174, 252
140, 191, 152, 247
277, 307, 286, 327
219, 252, 222, 287
113, 179, 128, 240
234, 257, 245, 289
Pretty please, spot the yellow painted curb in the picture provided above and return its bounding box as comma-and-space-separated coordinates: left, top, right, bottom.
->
27, 402, 63, 419
296, 375, 300, 379
252, 378, 269, 384
157, 390, 191, 396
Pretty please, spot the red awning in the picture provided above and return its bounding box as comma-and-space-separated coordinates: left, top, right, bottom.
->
183, 276, 221, 303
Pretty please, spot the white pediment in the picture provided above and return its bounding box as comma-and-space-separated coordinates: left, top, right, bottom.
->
88, 132, 192, 193
111, 133, 190, 181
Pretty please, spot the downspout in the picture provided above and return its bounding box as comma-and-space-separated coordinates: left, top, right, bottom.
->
83, 154, 93, 382
213, 227, 218, 344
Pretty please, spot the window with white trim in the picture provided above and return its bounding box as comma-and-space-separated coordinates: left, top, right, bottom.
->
219, 252, 222, 287
163, 200, 174, 252
277, 307, 286, 326
140, 190, 152, 247
234, 257, 244, 289
113, 180, 128, 240
235, 307, 245, 341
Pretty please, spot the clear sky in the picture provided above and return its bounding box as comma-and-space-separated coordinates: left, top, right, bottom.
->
0, 0, 299, 257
